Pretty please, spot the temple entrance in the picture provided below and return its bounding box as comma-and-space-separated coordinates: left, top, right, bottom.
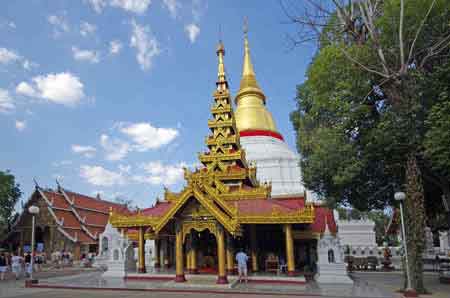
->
294, 239, 318, 274
194, 229, 217, 273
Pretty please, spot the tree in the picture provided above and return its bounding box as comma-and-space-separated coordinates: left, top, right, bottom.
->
0, 170, 22, 236
286, 0, 450, 293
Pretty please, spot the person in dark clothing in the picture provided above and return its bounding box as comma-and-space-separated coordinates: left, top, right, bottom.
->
0, 253, 7, 280
24, 253, 31, 277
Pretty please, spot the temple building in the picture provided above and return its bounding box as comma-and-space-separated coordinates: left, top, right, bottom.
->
4, 182, 128, 259
109, 31, 340, 284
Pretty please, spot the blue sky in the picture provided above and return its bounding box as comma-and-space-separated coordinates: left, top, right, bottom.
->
0, 0, 315, 208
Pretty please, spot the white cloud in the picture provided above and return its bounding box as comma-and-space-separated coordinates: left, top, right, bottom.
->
162, 0, 181, 18
15, 120, 26, 131
185, 23, 200, 43
80, 21, 97, 36
118, 164, 131, 174
110, 0, 151, 14
72, 47, 100, 63
72, 144, 97, 158
80, 165, 125, 186
22, 60, 37, 70
100, 134, 131, 161
85, 0, 150, 14
16, 72, 85, 106
0, 47, 20, 64
86, 0, 107, 13
118, 122, 178, 151
109, 40, 123, 55
0, 48, 36, 70
47, 14, 69, 37
0, 21, 16, 29
0, 88, 15, 113
130, 20, 160, 71
16, 82, 37, 97
192, 0, 206, 22
134, 161, 187, 185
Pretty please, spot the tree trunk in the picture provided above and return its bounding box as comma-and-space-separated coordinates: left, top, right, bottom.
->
404, 153, 426, 293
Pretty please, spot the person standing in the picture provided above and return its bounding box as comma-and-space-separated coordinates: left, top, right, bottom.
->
0, 253, 7, 280
11, 252, 22, 280
24, 252, 32, 277
235, 248, 249, 283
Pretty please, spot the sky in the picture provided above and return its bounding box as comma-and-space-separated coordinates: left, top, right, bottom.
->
0, 0, 316, 209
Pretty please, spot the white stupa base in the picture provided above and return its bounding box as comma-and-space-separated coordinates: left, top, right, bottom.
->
240, 135, 305, 197
316, 263, 353, 284
102, 261, 128, 278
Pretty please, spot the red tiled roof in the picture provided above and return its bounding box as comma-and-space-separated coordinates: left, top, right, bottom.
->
227, 197, 306, 216
39, 188, 130, 244
64, 229, 97, 244
140, 201, 172, 216
65, 190, 128, 213
77, 209, 109, 226
310, 206, 337, 234
54, 210, 80, 228
45, 191, 71, 209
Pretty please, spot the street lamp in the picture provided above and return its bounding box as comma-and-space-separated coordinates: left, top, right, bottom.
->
28, 205, 39, 282
394, 191, 414, 295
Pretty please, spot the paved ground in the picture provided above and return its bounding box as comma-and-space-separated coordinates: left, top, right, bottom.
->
0, 269, 449, 298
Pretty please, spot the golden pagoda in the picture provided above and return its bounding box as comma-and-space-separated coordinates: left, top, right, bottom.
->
234, 23, 279, 137
109, 35, 334, 284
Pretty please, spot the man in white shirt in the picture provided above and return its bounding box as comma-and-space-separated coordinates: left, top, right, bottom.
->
235, 249, 249, 283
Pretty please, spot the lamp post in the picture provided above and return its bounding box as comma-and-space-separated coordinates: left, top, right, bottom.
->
28, 205, 39, 282
394, 191, 414, 295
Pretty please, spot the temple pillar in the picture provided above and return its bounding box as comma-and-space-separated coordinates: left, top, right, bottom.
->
186, 237, 192, 273
191, 233, 198, 274
216, 225, 228, 284
163, 239, 170, 269
138, 227, 146, 273
285, 224, 295, 276
175, 222, 186, 282
154, 239, 161, 268
250, 224, 258, 272
226, 233, 235, 274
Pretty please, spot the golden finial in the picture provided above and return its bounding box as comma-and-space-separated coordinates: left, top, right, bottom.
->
236, 17, 263, 102
216, 30, 227, 90
243, 17, 248, 37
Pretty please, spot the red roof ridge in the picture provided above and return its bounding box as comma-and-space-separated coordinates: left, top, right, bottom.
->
63, 189, 127, 207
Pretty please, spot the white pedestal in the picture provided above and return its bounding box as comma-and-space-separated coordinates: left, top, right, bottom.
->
316, 263, 353, 284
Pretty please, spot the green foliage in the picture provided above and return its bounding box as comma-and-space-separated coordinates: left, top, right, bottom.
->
0, 170, 22, 235
424, 95, 450, 178
290, 0, 449, 292
291, 0, 450, 211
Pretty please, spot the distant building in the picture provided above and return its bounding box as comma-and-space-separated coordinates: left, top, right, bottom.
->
4, 183, 128, 259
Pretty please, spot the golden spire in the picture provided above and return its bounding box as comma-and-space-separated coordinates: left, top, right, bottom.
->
236, 19, 265, 104
234, 19, 279, 134
216, 38, 228, 91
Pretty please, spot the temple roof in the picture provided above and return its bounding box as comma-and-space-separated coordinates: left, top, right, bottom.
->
23, 185, 128, 244
229, 197, 305, 216
310, 206, 337, 234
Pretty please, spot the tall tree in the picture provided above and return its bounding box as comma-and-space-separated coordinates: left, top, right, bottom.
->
0, 170, 22, 236
286, 0, 450, 293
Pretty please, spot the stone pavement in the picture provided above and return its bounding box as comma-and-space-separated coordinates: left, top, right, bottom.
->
1, 269, 449, 298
